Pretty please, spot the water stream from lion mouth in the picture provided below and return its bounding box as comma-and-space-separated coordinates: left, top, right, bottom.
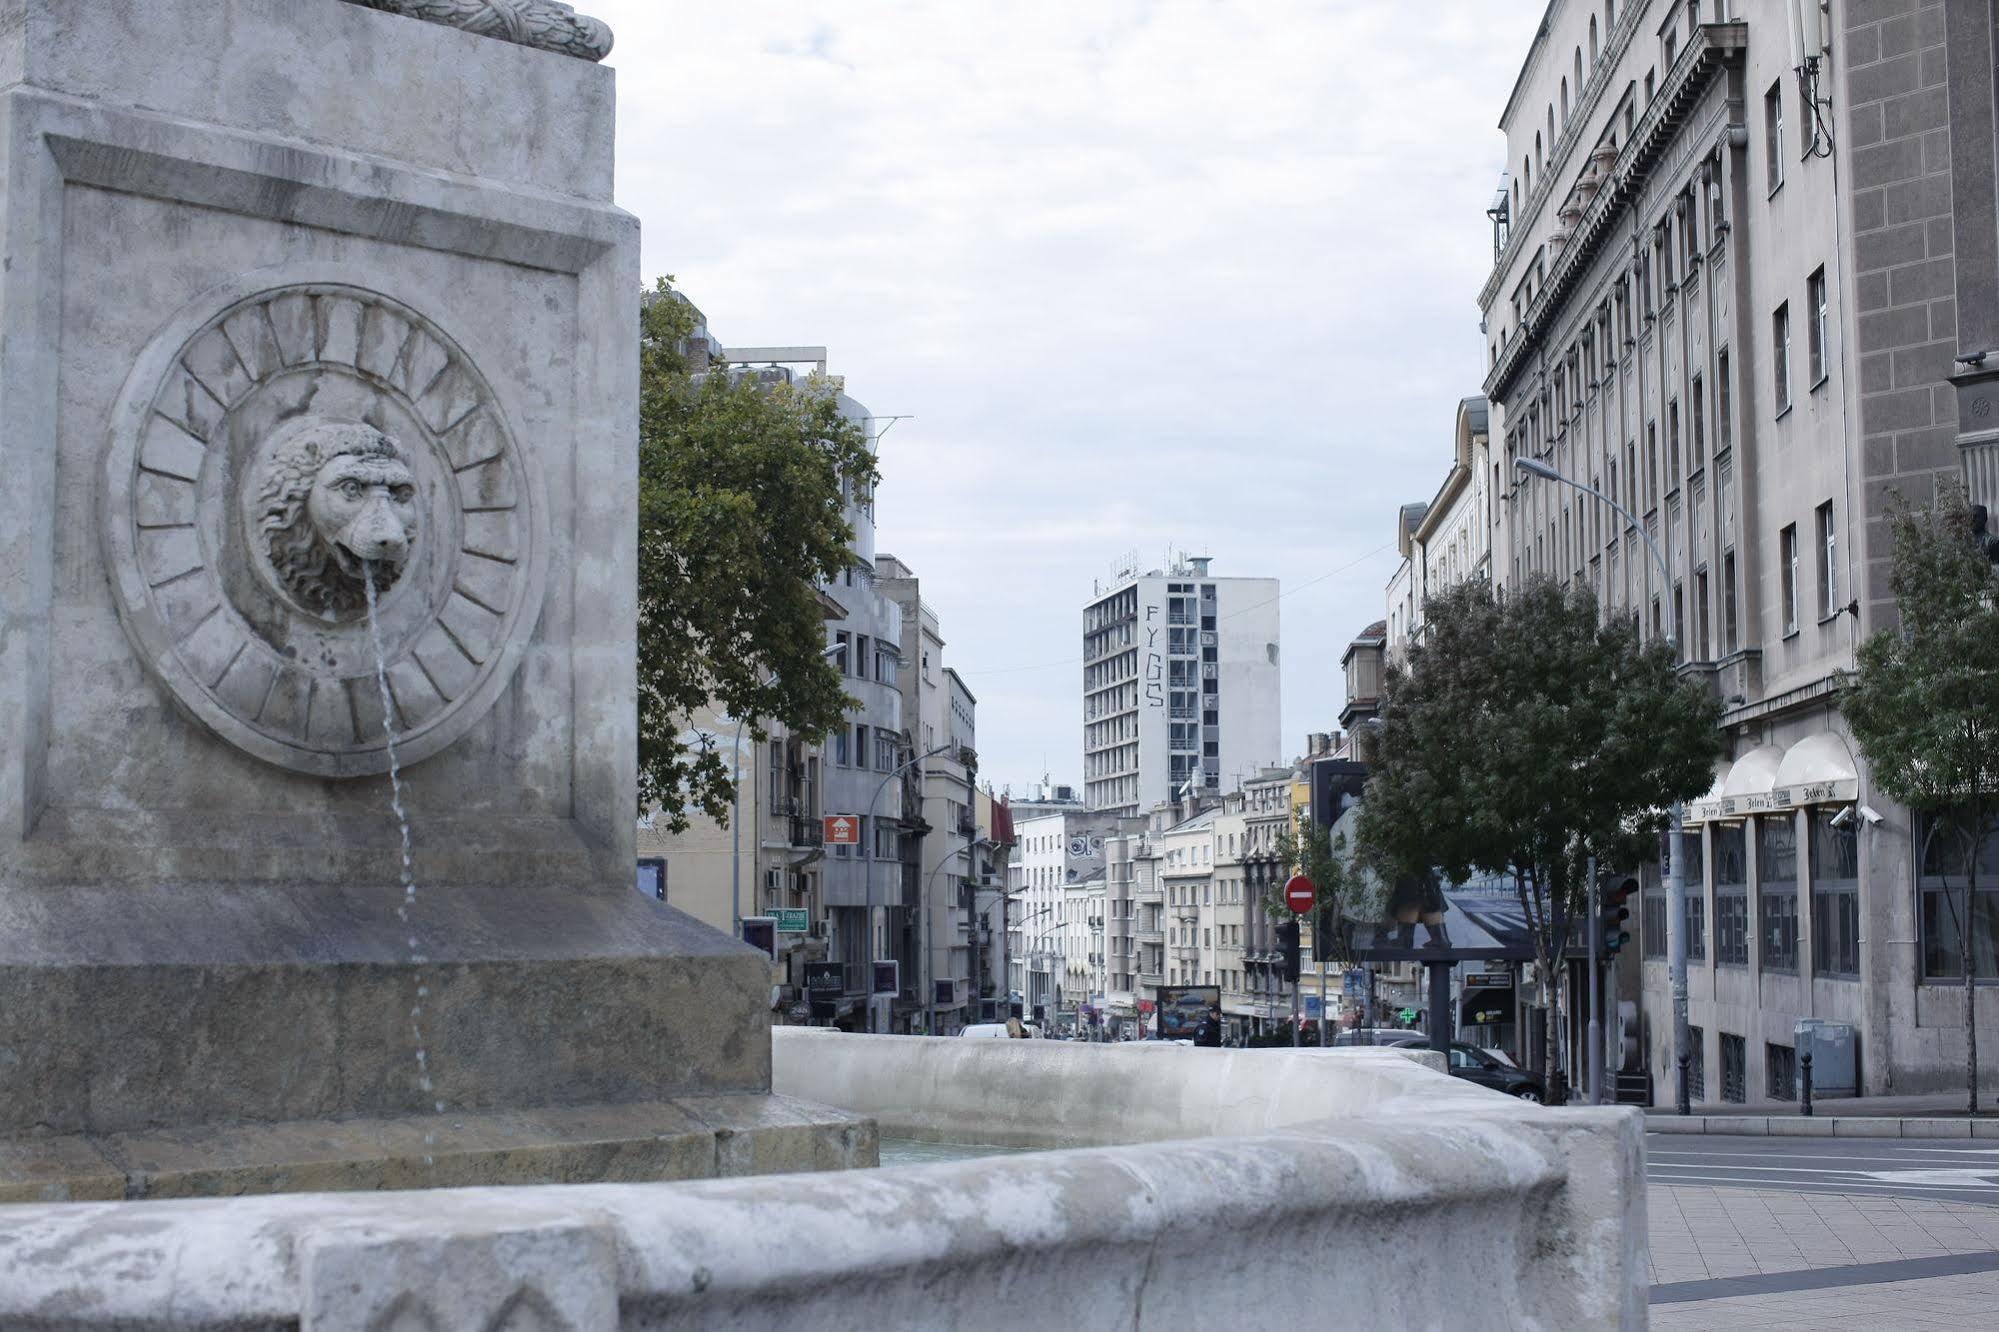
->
362, 565, 439, 1167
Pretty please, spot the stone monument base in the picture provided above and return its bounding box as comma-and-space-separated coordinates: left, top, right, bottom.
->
0, 883, 875, 1201
0, 1094, 873, 1204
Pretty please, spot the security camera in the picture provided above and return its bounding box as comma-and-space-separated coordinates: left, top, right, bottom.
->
1829, 806, 1854, 829
1859, 804, 1884, 826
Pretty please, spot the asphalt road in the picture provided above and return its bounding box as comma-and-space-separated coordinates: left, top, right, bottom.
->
1648, 1133, 1999, 1205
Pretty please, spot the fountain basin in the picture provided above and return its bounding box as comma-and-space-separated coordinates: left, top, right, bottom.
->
0, 1034, 1646, 1329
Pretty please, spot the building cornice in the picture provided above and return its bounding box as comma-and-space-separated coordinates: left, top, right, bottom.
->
1479, 0, 1661, 313
1484, 22, 1746, 405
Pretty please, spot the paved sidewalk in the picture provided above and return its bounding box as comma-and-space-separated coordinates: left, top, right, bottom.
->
1649, 1183, 1999, 1328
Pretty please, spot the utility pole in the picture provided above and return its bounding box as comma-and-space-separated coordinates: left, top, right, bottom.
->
1586, 855, 1600, 1106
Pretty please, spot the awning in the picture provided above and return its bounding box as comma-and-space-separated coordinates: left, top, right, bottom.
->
1688, 735, 1860, 822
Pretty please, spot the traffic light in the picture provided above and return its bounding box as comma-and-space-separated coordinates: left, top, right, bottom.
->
1277, 918, 1302, 984
1599, 878, 1636, 959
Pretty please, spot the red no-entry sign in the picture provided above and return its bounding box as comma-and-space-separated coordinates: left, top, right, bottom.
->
1284, 874, 1316, 914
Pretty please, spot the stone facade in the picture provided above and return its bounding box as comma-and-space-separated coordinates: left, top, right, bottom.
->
0, 0, 863, 1197
1468, 0, 1992, 1103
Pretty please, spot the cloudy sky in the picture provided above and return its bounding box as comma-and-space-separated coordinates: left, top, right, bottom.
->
593, 0, 1545, 794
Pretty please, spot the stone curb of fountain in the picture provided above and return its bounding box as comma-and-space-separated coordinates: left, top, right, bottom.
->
1648, 1115, 1999, 1138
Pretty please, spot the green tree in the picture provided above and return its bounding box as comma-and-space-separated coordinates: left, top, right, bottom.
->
1356, 577, 1721, 1094
1844, 482, 1999, 1114
636, 279, 877, 831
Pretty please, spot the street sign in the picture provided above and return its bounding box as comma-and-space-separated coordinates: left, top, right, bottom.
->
773, 907, 810, 934
1342, 968, 1365, 997
823, 814, 859, 845
1466, 971, 1513, 989
1284, 874, 1316, 913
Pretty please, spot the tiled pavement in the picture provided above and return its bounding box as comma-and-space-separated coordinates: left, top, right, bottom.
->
1649, 1184, 1999, 1328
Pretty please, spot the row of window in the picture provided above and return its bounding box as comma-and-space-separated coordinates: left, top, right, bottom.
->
1644, 814, 1999, 981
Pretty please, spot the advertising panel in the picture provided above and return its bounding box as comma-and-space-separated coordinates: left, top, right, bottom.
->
1152, 985, 1220, 1039
1310, 756, 1575, 964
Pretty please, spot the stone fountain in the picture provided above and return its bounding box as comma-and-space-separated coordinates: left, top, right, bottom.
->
0, 0, 868, 1202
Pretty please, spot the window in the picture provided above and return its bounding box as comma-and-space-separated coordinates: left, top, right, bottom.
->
1767, 1043, 1796, 1101
1646, 422, 1659, 509
1695, 568, 1711, 659
1643, 883, 1668, 958
1810, 807, 1860, 978
1808, 265, 1828, 385
833, 726, 849, 766
1683, 829, 1707, 961
1716, 349, 1732, 450
1780, 523, 1800, 634
1816, 501, 1838, 620
1919, 822, 1999, 980
1686, 1025, 1706, 1101
1758, 815, 1799, 973
1720, 1033, 1747, 1104
1690, 373, 1706, 467
1765, 82, 1785, 192
1715, 823, 1748, 965
1773, 302, 1792, 414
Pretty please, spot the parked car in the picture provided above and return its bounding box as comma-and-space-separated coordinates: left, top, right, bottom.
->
1331, 1032, 1544, 1101
1444, 1044, 1543, 1101
1331, 1028, 1426, 1048
960, 1022, 1042, 1039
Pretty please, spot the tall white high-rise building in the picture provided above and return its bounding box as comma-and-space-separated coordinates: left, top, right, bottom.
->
1082, 555, 1281, 814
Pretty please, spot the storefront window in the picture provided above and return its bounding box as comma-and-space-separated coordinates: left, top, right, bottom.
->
1810, 808, 1859, 977
1757, 815, 1798, 972
1919, 819, 1999, 981
1714, 823, 1747, 965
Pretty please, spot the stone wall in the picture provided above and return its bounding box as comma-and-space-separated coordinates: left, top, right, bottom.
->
0, 1035, 1648, 1329
1846, 0, 1961, 620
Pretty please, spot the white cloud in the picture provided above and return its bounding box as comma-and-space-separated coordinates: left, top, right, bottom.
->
592, 0, 1544, 791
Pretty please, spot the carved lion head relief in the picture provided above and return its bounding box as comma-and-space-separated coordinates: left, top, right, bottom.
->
256, 419, 419, 619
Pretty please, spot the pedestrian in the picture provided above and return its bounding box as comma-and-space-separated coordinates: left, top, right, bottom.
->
1194, 1004, 1222, 1048
1006, 1007, 1027, 1039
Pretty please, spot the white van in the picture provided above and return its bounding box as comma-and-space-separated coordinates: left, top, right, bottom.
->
960, 1022, 1041, 1039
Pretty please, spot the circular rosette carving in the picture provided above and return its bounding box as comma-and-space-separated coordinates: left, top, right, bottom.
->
102, 280, 547, 778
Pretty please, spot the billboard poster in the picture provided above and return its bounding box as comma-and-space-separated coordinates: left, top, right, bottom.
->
1153, 985, 1220, 1039
1309, 757, 1567, 965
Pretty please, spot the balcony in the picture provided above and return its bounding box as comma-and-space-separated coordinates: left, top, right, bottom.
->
1134, 928, 1164, 945
788, 816, 824, 850
1171, 945, 1200, 962
1137, 971, 1164, 988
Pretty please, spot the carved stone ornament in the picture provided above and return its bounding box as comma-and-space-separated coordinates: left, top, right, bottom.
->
345, 0, 613, 62
103, 277, 548, 778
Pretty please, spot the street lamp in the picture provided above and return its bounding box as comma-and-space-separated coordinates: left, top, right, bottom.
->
1514, 455, 1691, 1114
863, 740, 956, 1033
731, 641, 848, 938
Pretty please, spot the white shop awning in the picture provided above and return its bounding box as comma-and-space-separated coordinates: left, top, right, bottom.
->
1688, 735, 1860, 822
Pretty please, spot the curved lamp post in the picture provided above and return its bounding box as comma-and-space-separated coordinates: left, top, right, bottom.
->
1515, 456, 1690, 1114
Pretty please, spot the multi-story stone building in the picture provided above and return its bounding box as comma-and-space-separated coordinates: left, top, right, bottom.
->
1477, 0, 1989, 1101
875, 555, 978, 1035
1082, 554, 1282, 813
1385, 399, 1495, 661
635, 334, 909, 1029
1009, 807, 1127, 1028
